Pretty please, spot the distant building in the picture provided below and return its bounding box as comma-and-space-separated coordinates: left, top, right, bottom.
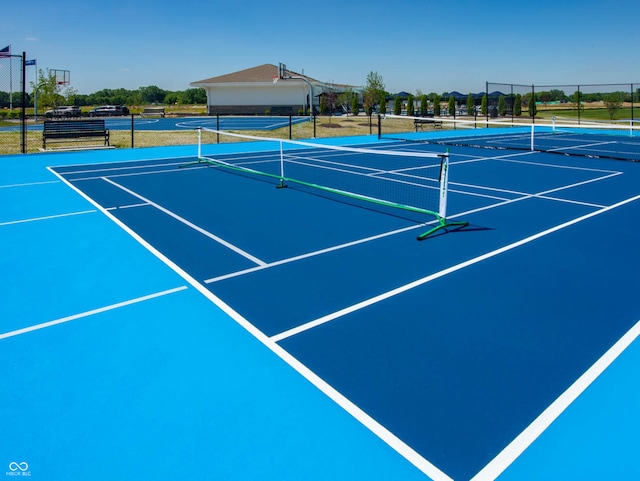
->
191, 63, 359, 115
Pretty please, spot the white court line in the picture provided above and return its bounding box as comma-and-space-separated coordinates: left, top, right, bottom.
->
0, 209, 97, 227
471, 318, 640, 481
271, 192, 640, 343
106, 202, 149, 211
0, 286, 187, 341
0, 180, 60, 189
101, 176, 267, 267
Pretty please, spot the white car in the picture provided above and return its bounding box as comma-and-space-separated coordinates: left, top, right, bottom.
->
44, 106, 82, 118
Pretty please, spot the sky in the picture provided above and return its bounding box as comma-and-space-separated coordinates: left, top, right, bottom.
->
2, 0, 639, 96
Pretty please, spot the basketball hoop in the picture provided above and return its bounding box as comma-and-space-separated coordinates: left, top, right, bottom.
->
272, 76, 279, 83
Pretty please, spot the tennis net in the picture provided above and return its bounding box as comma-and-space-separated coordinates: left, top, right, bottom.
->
187, 127, 467, 240
379, 114, 640, 162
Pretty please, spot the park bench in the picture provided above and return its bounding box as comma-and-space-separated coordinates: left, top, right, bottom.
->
141, 107, 165, 117
42, 119, 110, 150
414, 117, 442, 130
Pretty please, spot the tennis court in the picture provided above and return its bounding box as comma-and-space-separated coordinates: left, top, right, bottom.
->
2, 124, 640, 480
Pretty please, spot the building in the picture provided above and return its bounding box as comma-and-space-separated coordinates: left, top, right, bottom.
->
191, 63, 359, 115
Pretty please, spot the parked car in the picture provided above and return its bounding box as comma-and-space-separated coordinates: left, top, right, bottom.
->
44, 106, 82, 118
88, 105, 130, 117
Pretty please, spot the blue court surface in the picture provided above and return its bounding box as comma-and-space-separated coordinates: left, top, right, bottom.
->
2, 131, 640, 480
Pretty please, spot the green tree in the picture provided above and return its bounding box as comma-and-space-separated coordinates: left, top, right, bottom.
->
379, 92, 387, 114
528, 93, 537, 117
498, 95, 507, 116
433, 93, 441, 116
182, 88, 206, 104
603, 93, 623, 120
481, 95, 487, 116
31, 68, 63, 113
338, 88, 354, 115
419, 94, 428, 116
514, 94, 522, 116
139, 85, 167, 104
448, 95, 455, 116
351, 92, 359, 115
466, 93, 474, 116
406, 94, 415, 116
393, 96, 402, 115
362, 71, 385, 115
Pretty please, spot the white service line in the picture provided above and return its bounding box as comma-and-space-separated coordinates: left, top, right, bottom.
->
0, 286, 187, 340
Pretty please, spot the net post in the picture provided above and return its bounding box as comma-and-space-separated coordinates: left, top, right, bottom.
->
179, 127, 206, 168
276, 139, 287, 189
377, 114, 382, 139
197, 127, 202, 159
417, 148, 469, 241
437, 150, 449, 220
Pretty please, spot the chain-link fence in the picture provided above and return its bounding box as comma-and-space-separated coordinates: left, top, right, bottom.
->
1, 113, 380, 156
0, 53, 27, 154
486, 82, 638, 123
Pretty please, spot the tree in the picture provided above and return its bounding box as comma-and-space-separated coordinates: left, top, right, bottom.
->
448, 95, 455, 117
406, 94, 415, 116
498, 95, 507, 116
433, 94, 441, 116
139, 85, 166, 104
528, 93, 537, 117
379, 92, 387, 115
419, 94, 428, 116
351, 92, 359, 116
338, 88, 354, 115
393, 96, 402, 115
362, 71, 385, 115
31, 68, 63, 112
481, 94, 487, 116
514, 94, 522, 116
467, 93, 474, 116
603, 93, 623, 120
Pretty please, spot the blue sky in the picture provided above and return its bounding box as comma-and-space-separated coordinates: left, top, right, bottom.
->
3, 0, 638, 95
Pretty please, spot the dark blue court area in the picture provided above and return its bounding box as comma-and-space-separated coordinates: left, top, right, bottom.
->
2, 133, 640, 480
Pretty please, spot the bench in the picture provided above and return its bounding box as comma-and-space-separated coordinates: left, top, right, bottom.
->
141, 107, 165, 117
414, 117, 442, 130
42, 119, 110, 150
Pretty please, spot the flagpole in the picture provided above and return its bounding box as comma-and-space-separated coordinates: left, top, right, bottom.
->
9, 45, 12, 111
35, 59, 38, 121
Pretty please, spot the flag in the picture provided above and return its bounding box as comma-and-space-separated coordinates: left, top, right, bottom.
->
25, 59, 36, 66
0, 45, 10, 57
